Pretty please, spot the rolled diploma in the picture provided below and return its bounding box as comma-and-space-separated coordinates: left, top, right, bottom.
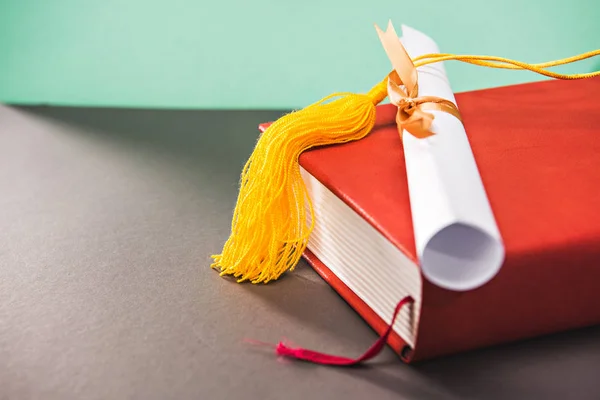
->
399, 25, 505, 291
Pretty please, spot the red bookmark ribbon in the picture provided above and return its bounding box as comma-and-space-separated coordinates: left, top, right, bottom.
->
272, 295, 415, 366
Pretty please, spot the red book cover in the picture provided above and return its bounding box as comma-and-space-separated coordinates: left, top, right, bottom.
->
259, 76, 600, 362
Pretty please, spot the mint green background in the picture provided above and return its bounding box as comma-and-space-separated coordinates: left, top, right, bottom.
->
1, 0, 598, 109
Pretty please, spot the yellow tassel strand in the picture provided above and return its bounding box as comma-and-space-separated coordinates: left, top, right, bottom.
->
413, 49, 600, 79
212, 49, 599, 284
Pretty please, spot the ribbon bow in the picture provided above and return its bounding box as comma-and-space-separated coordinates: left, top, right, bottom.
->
375, 21, 462, 139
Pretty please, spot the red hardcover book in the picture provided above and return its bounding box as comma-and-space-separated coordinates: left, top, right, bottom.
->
259, 76, 600, 363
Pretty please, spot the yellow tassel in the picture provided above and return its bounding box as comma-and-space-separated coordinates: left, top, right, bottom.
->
211, 80, 388, 283
211, 45, 600, 284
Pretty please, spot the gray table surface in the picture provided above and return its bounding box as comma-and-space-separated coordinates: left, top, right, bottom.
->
1, 104, 599, 400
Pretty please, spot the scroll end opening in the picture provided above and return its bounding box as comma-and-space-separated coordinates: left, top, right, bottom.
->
420, 222, 504, 291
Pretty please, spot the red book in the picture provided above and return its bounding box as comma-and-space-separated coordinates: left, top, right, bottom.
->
259, 76, 600, 362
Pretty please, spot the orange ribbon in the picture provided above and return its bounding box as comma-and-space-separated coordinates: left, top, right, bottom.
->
375, 22, 462, 139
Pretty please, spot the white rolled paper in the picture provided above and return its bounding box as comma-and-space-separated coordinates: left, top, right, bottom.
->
398, 25, 505, 291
